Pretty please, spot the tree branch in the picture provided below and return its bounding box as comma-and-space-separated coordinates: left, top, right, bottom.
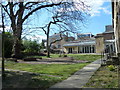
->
1, 4, 11, 17
49, 32, 63, 47
22, 2, 62, 23
40, 26, 47, 35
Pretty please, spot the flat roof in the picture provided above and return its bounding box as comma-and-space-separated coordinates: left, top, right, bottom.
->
105, 39, 115, 43
63, 41, 95, 47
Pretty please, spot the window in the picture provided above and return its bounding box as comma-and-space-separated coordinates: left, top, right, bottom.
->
58, 45, 61, 48
105, 45, 109, 53
68, 48, 72, 53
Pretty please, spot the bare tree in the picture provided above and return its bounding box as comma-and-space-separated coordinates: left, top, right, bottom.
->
0, 1, 61, 58
38, 3, 89, 57
0, 0, 89, 58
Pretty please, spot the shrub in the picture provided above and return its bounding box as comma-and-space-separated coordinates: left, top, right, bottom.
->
22, 40, 40, 55
59, 55, 62, 57
4, 32, 14, 58
64, 55, 67, 57
108, 65, 115, 71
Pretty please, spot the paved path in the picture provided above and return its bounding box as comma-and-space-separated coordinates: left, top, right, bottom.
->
48, 59, 101, 89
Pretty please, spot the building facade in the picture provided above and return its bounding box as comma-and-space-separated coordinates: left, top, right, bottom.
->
112, 1, 120, 56
63, 33, 96, 54
95, 25, 115, 53
0, 32, 2, 57
63, 25, 115, 54
49, 33, 75, 52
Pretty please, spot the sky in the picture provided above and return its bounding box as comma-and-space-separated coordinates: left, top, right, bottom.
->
0, 0, 113, 43
28, 0, 112, 42
82, 0, 112, 35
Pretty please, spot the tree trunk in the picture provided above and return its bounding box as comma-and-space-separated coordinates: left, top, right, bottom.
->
47, 34, 50, 57
12, 37, 22, 59
12, 24, 22, 59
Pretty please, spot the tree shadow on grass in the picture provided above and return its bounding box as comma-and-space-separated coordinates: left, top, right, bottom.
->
3, 71, 61, 90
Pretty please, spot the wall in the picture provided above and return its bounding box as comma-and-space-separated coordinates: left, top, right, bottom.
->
0, 33, 2, 57
50, 33, 75, 51
95, 36, 105, 53
103, 32, 114, 40
113, 1, 120, 54
97, 32, 114, 40
63, 46, 78, 54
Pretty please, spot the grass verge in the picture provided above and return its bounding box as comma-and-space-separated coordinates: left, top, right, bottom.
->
4, 61, 88, 89
84, 65, 118, 88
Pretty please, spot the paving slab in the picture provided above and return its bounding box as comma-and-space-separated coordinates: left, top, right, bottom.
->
48, 59, 101, 89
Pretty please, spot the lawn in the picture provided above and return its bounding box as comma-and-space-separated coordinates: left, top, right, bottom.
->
84, 65, 118, 88
66, 54, 101, 62
5, 61, 88, 77
4, 61, 88, 89
4, 54, 101, 89
27, 54, 101, 62
3, 71, 62, 89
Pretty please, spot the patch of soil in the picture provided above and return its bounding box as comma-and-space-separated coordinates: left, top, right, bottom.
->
18, 57, 88, 64
23, 57, 42, 61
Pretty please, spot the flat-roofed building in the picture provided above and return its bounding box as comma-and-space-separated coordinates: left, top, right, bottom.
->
49, 33, 75, 52
63, 40, 95, 54
63, 25, 115, 54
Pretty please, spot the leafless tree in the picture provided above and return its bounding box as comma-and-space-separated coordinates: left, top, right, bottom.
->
38, 3, 90, 57
0, 0, 90, 58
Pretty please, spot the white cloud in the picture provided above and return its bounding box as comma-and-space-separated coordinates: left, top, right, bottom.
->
82, 0, 112, 17
1, 0, 111, 17
100, 6, 112, 14
55, 0, 112, 17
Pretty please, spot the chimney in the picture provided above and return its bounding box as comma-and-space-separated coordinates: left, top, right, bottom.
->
66, 32, 68, 41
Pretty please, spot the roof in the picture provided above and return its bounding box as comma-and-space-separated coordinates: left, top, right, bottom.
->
50, 33, 66, 38
105, 39, 115, 43
95, 30, 114, 38
63, 41, 95, 47
103, 31, 114, 34
77, 32, 92, 35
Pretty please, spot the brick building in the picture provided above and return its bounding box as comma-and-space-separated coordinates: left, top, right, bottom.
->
63, 25, 115, 54
63, 33, 96, 54
49, 33, 75, 52
95, 25, 115, 53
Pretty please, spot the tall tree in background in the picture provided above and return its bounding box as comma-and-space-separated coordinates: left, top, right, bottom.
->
0, 0, 89, 58
39, 2, 89, 57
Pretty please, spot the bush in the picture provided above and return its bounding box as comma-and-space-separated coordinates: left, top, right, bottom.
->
22, 40, 40, 55
4, 32, 14, 58
108, 65, 115, 71
59, 55, 62, 57
64, 55, 67, 57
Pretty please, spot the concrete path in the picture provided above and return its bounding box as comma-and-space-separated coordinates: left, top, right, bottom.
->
48, 59, 101, 89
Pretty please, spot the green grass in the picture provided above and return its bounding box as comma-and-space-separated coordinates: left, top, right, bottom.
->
27, 54, 101, 62
3, 71, 62, 89
4, 61, 88, 89
5, 61, 88, 77
4, 54, 101, 89
50, 54, 101, 62
66, 54, 101, 62
84, 65, 118, 88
